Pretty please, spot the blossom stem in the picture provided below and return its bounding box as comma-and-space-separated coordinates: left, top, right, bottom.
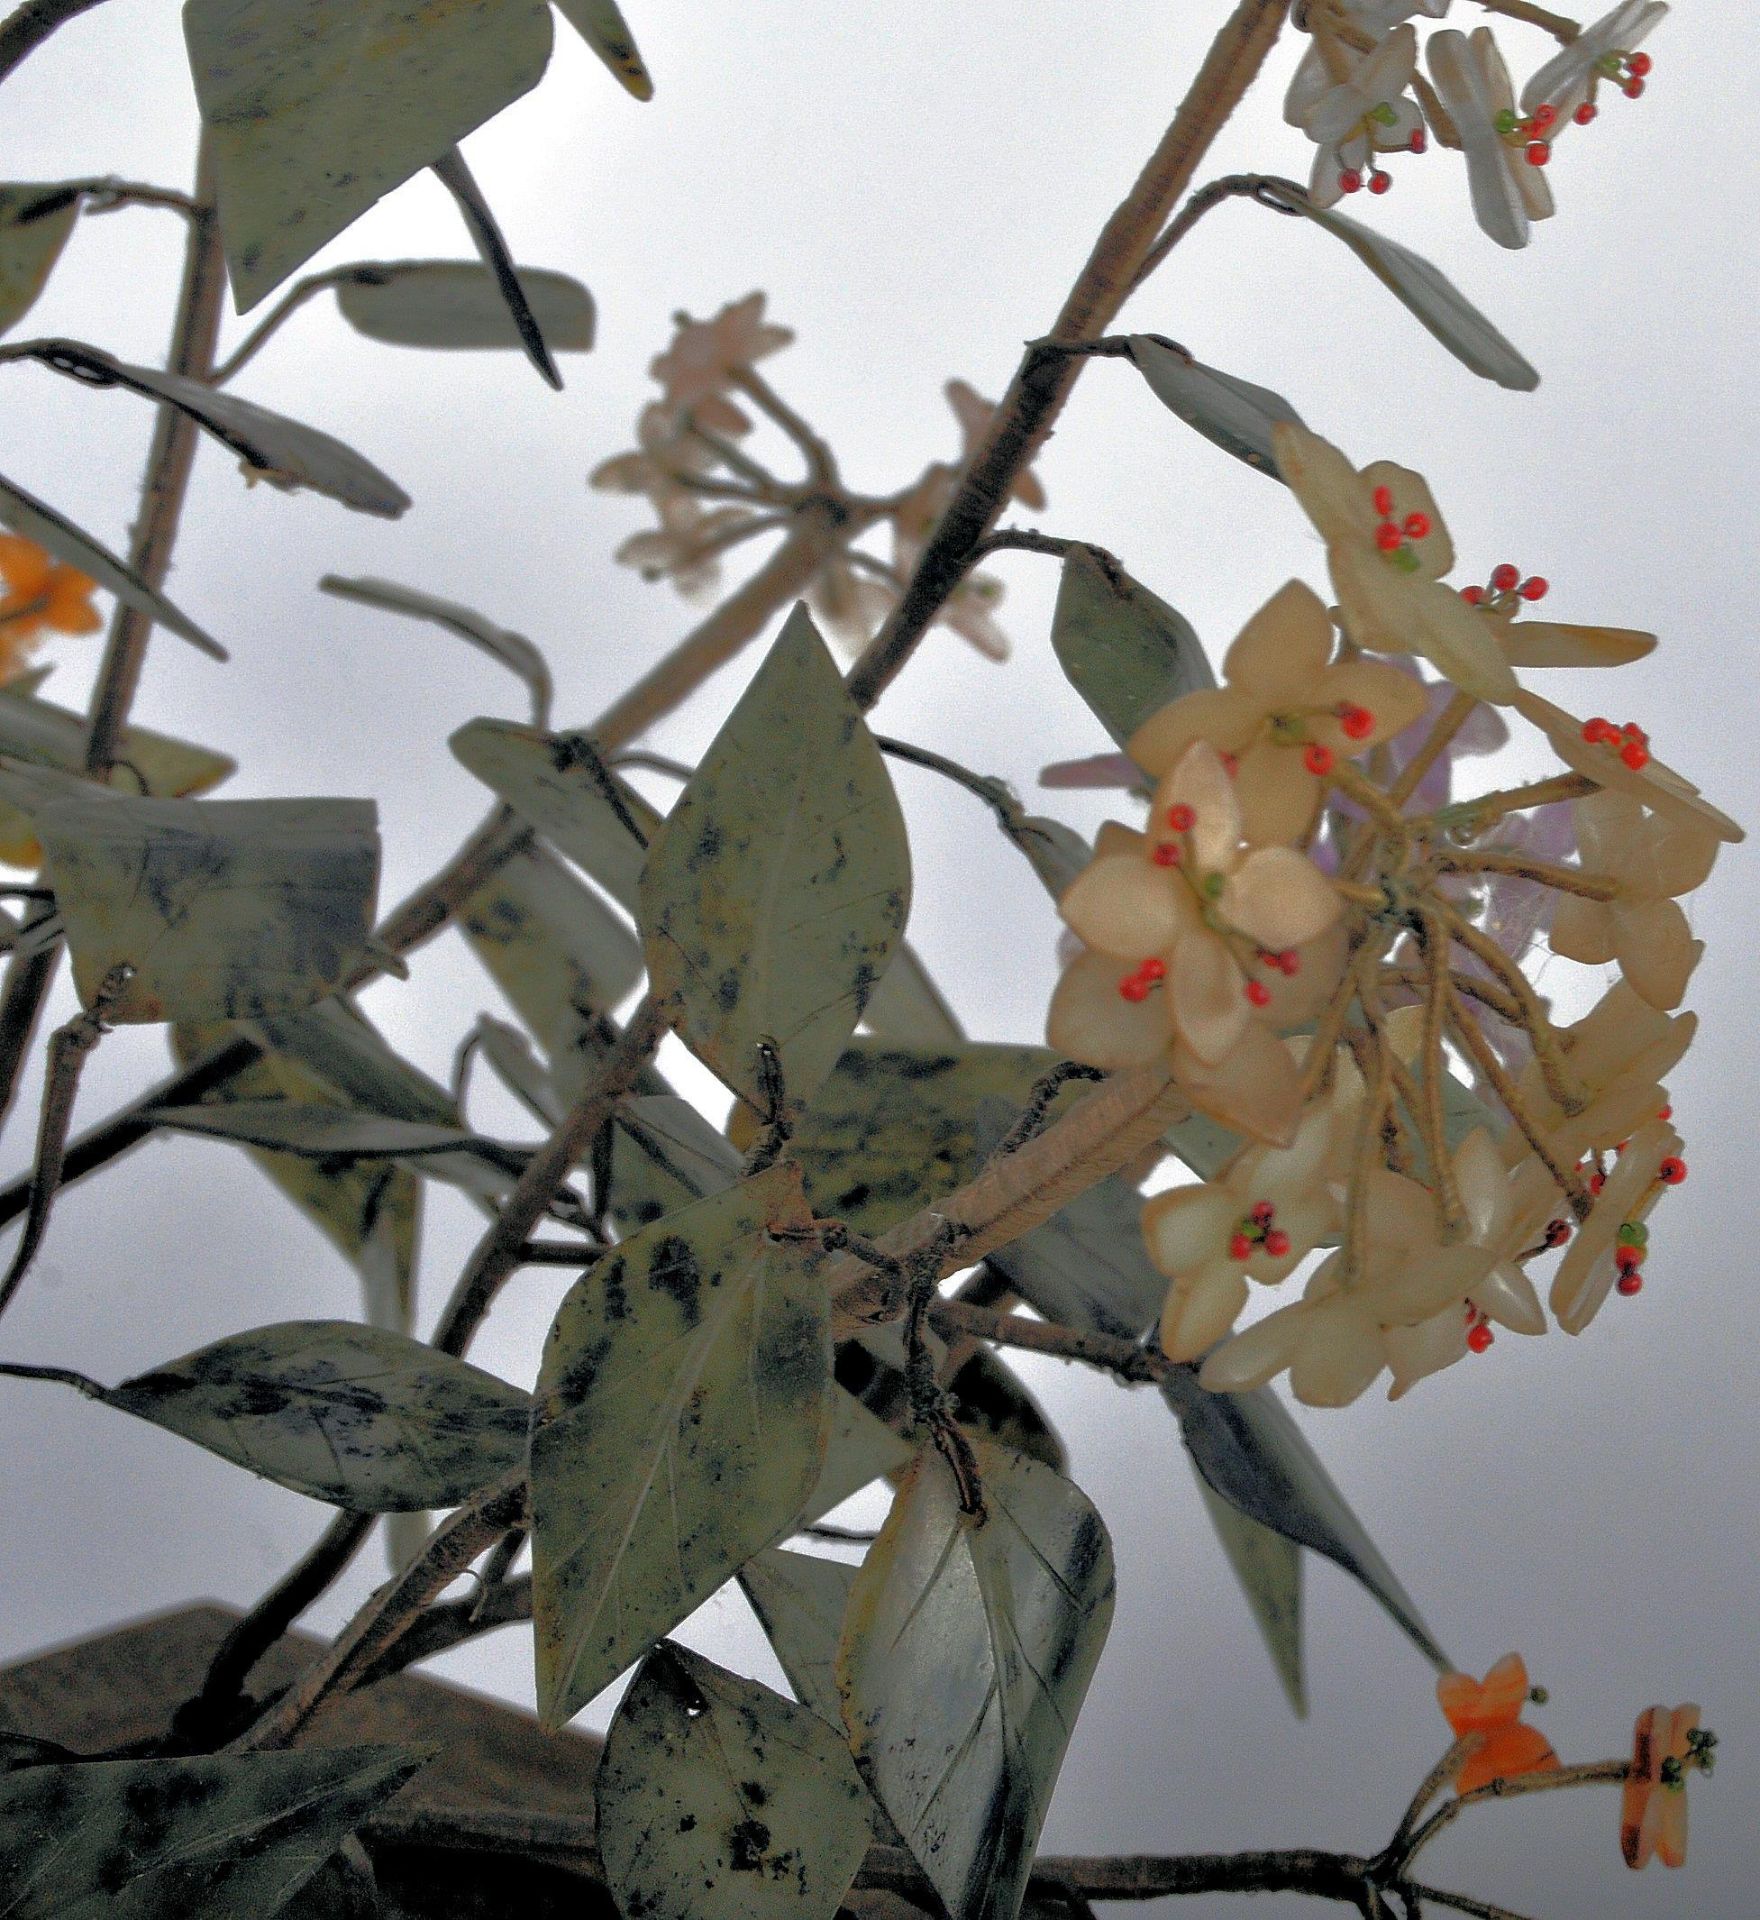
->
1383, 1735, 1482, 1863
730, 366, 837, 484
1395, 1760, 1630, 1874
1388, 689, 1479, 813
1434, 773, 1597, 838
1129, 172, 1302, 295
682, 416, 785, 494
843, 0, 1292, 713
1344, 1004, 1393, 1283
876, 734, 1067, 876
0, 0, 108, 84
1431, 902, 1582, 1116
1436, 849, 1619, 903
208, 266, 358, 385
1473, 0, 1580, 45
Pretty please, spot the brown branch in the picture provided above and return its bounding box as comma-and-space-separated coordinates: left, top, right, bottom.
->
0, 0, 108, 83
929, 1299, 1165, 1385
843, 0, 1291, 712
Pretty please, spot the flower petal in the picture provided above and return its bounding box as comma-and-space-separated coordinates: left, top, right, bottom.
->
1170, 928, 1250, 1066
1160, 741, 1242, 871
1160, 1266, 1251, 1363
1223, 579, 1335, 702
1130, 687, 1266, 777
1223, 846, 1343, 949
1061, 854, 1186, 957
1047, 947, 1173, 1069
1142, 1183, 1241, 1278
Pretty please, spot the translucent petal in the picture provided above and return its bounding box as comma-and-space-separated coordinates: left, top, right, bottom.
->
1439, 1651, 1531, 1734
1130, 687, 1265, 776
1235, 742, 1321, 847
1332, 547, 1519, 702
1428, 29, 1531, 250
1174, 1023, 1304, 1147
1224, 580, 1334, 702
1549, 894, 1617, 967
1061, 854, 1185, 957
1273, 421, 1377, 546
1142, 1183, 1241, 1278
1170, 929, 1250, 1066
1223, 846, 1343, 949
1613, 896, 1699, 1011
1160, 1267, 1251, 1363
1384, 1305, 1468, 1399
1159, 741, 1242, 871
1308, 658, 1432, 753
1497, 620, 1656, 669
1289, 1303, 1385, 1407
1472, 1261, 1546, 1335
1453, 1127, 1512, 1244
1198, 1300, 1310, 1393
1047, 948, 1172, 1069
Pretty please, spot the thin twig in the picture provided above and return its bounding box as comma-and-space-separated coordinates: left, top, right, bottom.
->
1394, 1760, 1630, 1873
876, 734, 1064, 871
0, 0, 108, 83
995, 1060, 1108, 1154
1130, 171, 1302, 293
930, 1299, 1165, 1385
208, 267, 357, 385
730, 366, 837, 484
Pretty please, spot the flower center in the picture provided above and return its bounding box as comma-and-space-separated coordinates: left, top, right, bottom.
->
1580, 715, 1651, 772
1228, 1201, 1291, 1263
1116, 957, 1166, 1002
1459, 559, 1549, 613
1335, 102, 1426, 198
1370, 485, 1433, 573
1494, 100, 1558, 166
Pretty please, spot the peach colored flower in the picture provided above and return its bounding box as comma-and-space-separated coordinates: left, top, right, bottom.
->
1437, 1653, 1560, 1795
0, 534, 101, 679
1549, 789, 1721, 1011
649, 291, 793, 433
1130, 579, 1429, 844
1622, 1702, 1704, 1870
1273, 423, 1519, 704
944, 378, 1046, 511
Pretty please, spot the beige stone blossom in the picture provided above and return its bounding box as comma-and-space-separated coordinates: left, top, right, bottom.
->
1383, 1129, 1550, 1398
1199, 1165, 1499, 1407
944, 378, 1047, 511
1147, 1099, 1343, 1363
614, 495, 756, 599
1294, 23, 1426, 208
805, 553, 897, 659
1511, 688, 1745, 845
1272, 422, 1520, 704
1550, 789, 1721, 1011
589, 400, 720, 503
1551, 1115, 1682, 1334
648, 291, 794, 432
1053, 741, 1343, 1067
1129, 580, 1429, 844
1427, 26, 1555, 250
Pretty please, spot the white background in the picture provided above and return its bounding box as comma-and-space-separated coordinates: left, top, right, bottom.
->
1, 4, 1755, 1916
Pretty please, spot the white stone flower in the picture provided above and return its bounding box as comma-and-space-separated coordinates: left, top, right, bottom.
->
1428, 26, 1555, 248
1294, 25, 1428, 206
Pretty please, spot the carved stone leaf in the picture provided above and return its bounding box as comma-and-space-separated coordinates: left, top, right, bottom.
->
332, 260, 594, 357
1050, 546, 1214, 752
1193, 1471, 1305, 1718
183, 0, 555, 310
739, 1548, 859, 1730
838, 1444, 1115, 1920
531, 1165, 832, 1727
10, 779, 380, 1023
597, 1644, 869, 1920
1127, 334, 1306, 480
858, 942, 963, 1048
0, 1745, 426, 1919
104, 1319, 529, 1511
0, 184, 80, 335
639, 606, 911, 1114
552, 0, 654, 98
452, 717, 660, 912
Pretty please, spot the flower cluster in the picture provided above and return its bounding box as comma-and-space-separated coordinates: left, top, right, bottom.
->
1046, 420, 1740, 1406
1289, 2, 1667, 247
591, 296, 1039, 660
0, 533, 102, 680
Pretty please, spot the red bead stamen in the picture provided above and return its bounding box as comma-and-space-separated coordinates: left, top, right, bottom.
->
1490, 562, 1520, 592
1339, 168, 1363, 193
1460, 584, 1485, 605
1339, 703, 1375, 741
1250, 1201, 1275, 1226
1617, 1271, 1644, 1296
1628, 52, 1653, 77
1575, 101, 1598, 124
1304, 743, 1335, 776
1372, 485, 1395, 517
1526, 139, 1551, 165
1659, 1156, 1687, 1185
1229, 1232, 1253, 1261
1369, 169, 1392, 195
1375, 521, 1403, 552
1244, 979, 1272, 1008
1519, 575, 1549, 601
1167, 802, 1196, 832
1467, 1323, 1495, 1354
1153, 842, 1182, 867
1263, 1228, 1291, 1258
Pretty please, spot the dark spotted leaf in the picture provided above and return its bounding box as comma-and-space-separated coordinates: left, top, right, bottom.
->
1164, 1371, 1447, 1670
610, 1093, 741, 1229
452, 717, 660, 912
1050, 546, 1213, 752
332, 260, 594, 357
17, 340, 410, 517
104, 1320, 529, 1511
739, 1549, 859, 1730
0, 1744, 426, 1919
807, 1381, 910, 1522
431, 145, 562, 389
322, 573, 552, 724
596, 1644, 869, 1920
1, 775, 379, 1023
1194, 1472, 1305, 1717
838, 1444, 1115, 1920
184, 0, 555, 309
553, 0, 653, 98
0, 469, 225, 659
1259, 181, 1538, 391
0, 680, 233, 867
947, 1349, 1066, 1477
0, 184, 80, 335
639, 606, 911, 1114
1126, 334, 1305, 479
531, 1165, 832, 1726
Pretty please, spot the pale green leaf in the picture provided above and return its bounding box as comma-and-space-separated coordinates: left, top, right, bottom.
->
452, 717, 659, 911
0, 680, 233, 867
8, 779, 379, 1022
334, 258, 594, 355
1127, 334, 1305, 479
1050, 546, 1213, 751
0, 185, 79, 337
322, 573, 551, 724
610, 1092, 741, 1229
184, 0, 555, 310
531, 1165, 832, 1726
597, 1644, 869, 1920
0, 469, 225, 658
1194, 1472, 1305, 1718
838, 1444, 1115, 1920
104, 1319, 528, 1511
0, 1746, 426, 1919
639, 606, 911, 1114
552, 0, 653, 98
739, 1548, 859, 1730
858, 940, 962, 1047
19, 339, 410, 516
1262, 182, 1539, 391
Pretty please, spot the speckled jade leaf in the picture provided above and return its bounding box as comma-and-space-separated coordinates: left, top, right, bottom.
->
0, 185, 80, 335
1194, 1472, 1305, 1718
104, 1319, 529, 1510
333, 260, 595, 359
1050, 546, 1214, 752
1127, 334, 1305, 480
553, 0, 653, 98
858, 940, 963, 1047
530, 1165, 831, 1727
596, 1645, 869, 1920
0, 1745, 426, 1919
184, 0, 555, 309
639, 606, 910, 1115
13, 784, 380, 1023
838, 1443, 1115, 1920
739, 1549, 859, 1730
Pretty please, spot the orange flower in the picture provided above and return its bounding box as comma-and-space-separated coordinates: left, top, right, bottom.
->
1436, 1654, 1560, 1795
0, 534, 101, 680
1621, 1704, 1704, 1870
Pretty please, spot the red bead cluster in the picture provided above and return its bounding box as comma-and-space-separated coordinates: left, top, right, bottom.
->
1582, 716, 1651, 771
1229, 1199, 1291, 1263
1460, 560, 1548, 608
1117, 957, 1166, 1003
